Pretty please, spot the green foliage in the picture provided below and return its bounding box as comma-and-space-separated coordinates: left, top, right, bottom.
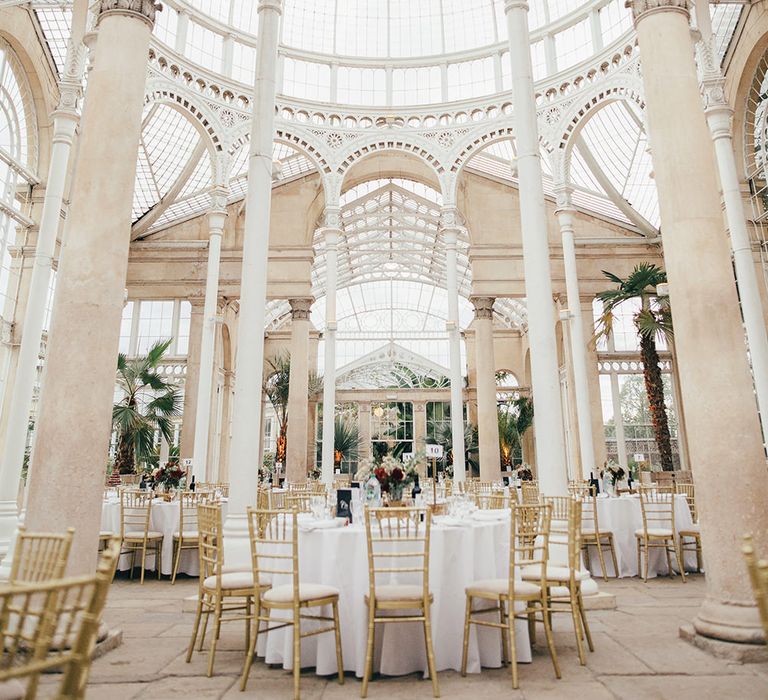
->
426, 420, 480, 476
264, 352, 324, 433
498, 397, 534, 467
334, 417, 361, 464
112, 339, 181, 474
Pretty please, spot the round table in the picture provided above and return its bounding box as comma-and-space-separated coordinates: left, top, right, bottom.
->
257, 513, 532, 678
100, 498, 229, 576
584, 494, 696, 578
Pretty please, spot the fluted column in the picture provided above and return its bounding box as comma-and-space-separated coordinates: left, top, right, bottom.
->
320, 220, 340, 485
223, 0, 282, 565
629, 0, 768, 645
191, 192, 227, 480
0, 3, 88, 568
471, 297, 501, 481
440, 209, 466, 482
581, 299, 608, 470
179, 299, 204, 460
20, 0, 159, 577
556, 193, 596, 478
694, 0, 768, 445
504, 0, 568, 495
285, 297, 312, 483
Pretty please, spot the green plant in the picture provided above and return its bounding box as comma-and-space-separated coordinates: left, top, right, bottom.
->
497, 396, 534, 468
112, 339, 181, 474
594, 263, 675, 471
427, 421, 480, 476
334, 417, 361, 468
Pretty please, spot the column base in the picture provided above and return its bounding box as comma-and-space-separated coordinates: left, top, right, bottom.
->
222, 510, 251, 572
680, 623, 768, 663
692, 597, 766, 645
0, 500, 21, 581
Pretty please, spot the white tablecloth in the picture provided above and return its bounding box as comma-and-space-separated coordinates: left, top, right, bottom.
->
584, 494, 696, 578
258, 514, 532, 678
101, 498, 228, 576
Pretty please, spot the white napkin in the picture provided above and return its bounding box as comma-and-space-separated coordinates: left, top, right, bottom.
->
299, 518, 345, 532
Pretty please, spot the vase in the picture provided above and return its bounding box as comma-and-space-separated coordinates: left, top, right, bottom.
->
388, 484, 405, 505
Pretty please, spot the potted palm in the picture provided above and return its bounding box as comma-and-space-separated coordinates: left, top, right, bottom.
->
498, 397, 534, 469
594, 263, 675, 471
112, 338, 181, 480
333, 417, 360, 473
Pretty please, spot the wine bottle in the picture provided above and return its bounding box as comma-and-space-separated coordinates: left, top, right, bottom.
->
189, 474, 196, 492
411, 474, 422, 500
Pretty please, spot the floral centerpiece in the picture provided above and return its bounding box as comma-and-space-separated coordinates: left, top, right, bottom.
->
515, 463, 534, 481
152, 461, 185, 492
359, 454, 420, 504
601, 460, 626, 495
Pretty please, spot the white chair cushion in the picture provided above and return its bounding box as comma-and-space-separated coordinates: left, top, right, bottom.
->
371, 584, 425, 602
263, 583, 339, 604
680, 523, 700, 534
0, 679, 24, 700
466, 579, 540, 597
203, 571, 254, 591
520, 565, 589, 582
635, 528, 673, 537
173, 531, 199, 540
123, 531, 163, 540
99, 531, 114, 538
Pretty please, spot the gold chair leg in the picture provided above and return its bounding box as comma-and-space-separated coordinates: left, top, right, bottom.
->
460, 596, 472, 676
500, 599, 509, 665
635, 536, 641, 581
172, 537, 182, 584
695, 536, 703, 573
423, 605, 440, 698
140, 542, 147, 585
157, 540, 163, 580
595, 537, 609, 582
332, 600, 345, 685
643, 539, 650, 583
198, 597, 211, 651
577, 591, 594, 652
361, 602, 375, 698
508, 603, 518, 690
540, 602, 561, 680
569, 588, 586, 665
186, 597, 204, 663
527, 611, 536, 646
292, 604, 301, 700
608, 534, 619, 578
244, 596, 252, 651
664, 539, 674, 579
675, 539, 687, 583
206, 598, 222, 677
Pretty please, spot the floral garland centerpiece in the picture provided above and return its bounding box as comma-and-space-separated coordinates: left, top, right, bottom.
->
152, 460, 185, 494
360, 455, 420, 504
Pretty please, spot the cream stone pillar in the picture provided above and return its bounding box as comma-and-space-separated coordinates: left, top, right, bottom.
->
582, 299, 608, 470
191, 193, 227, 479
20, 1, 158, 577
320, 222, 340, 484
629, 0, 768, 646
285, 298, 312, 483
695, 0, 768, 446
223, 0, 282, 568
358, 402, 371, 464
471, 297, 501, 481
0, 2, 88, 567
556, 194, 597, 478
504, 0, 568, 495
180, 299, 204, 461
440, 209, 466, 483
413, 401, 427, 454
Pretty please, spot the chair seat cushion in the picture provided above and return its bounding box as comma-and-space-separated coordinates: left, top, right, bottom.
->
520, 565, 589, 582
263, 583, 339, 604
466, 579, 540, 597
99, 531, 114, 538
173, 531, 199, 540
203, 571, 254, 591
123, 531, 164, 540
680, 523, 700, 534
0, 679, 24, 700
368, 584, 427, 602
635, 528, 673, 537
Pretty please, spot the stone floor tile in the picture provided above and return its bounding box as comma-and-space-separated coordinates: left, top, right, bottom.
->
601, 674, 768, 699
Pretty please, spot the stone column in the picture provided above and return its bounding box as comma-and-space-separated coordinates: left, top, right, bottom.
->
695, 0, 768, 446
285, 297, 312, 483
471, 297, 501, 481
581, 299, 607, 470
224, 0, 282, 567
629, 0, 768, 646
191, 193, 227, 479
556, 194, 597, 478
358, 402, 371, 464
440, 209, 466, 482
504, 0, 568, 495
21, 0, 159, 576
413, 401, 427, 454
179, 299, 204, 461
0, 3, 88, 567
320, 220, 340, 485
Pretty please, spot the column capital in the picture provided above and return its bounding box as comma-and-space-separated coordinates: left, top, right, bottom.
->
208, 187, 229, 233
98, 0, 162, 28
258, 0, 284, 16
625, 0, 689, 24
318, 226, 342, 247
289, 297, 313, 320
503, 0, 530, 14
554, 186, 576, 216
439, 207, 466, 244
471, 296, 496, 321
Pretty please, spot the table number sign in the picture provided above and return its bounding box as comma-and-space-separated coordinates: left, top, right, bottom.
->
337, 488, 353, 523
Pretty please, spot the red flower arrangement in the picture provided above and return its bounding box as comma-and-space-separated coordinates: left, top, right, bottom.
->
153, 461, 185, 489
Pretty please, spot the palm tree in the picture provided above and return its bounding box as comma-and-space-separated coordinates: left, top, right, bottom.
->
264, 352, 323, 464
594, 263, 675, 471
427, 421, 480, 476
498, 396, 534, 468
334, 417, 360, 472
113, 339, 181, 474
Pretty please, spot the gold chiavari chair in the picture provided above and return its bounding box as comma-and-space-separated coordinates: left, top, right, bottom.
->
466, 480, 495, 495
186, 504, 255, 677
527, 497, 594, 666
521, 481, 540, 505
676, 482, 702, 573
285, 493, 314, 513
9, 526, 74, 584
333, 475, 351, 490
473, 492, 510, 510
120, 474, 141, 487
742, 535, 768, 638
362, 507, 438, 698
119, 490, 164, 584
572, 487, 618, 581
636, 485, 686, 583
171, 490, 213, 584
0, 538, 120, 700
241, 508, 343, 699
461, 503, 559, 689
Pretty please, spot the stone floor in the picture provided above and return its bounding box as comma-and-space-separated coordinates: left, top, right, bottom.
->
39, 573, 768, 699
